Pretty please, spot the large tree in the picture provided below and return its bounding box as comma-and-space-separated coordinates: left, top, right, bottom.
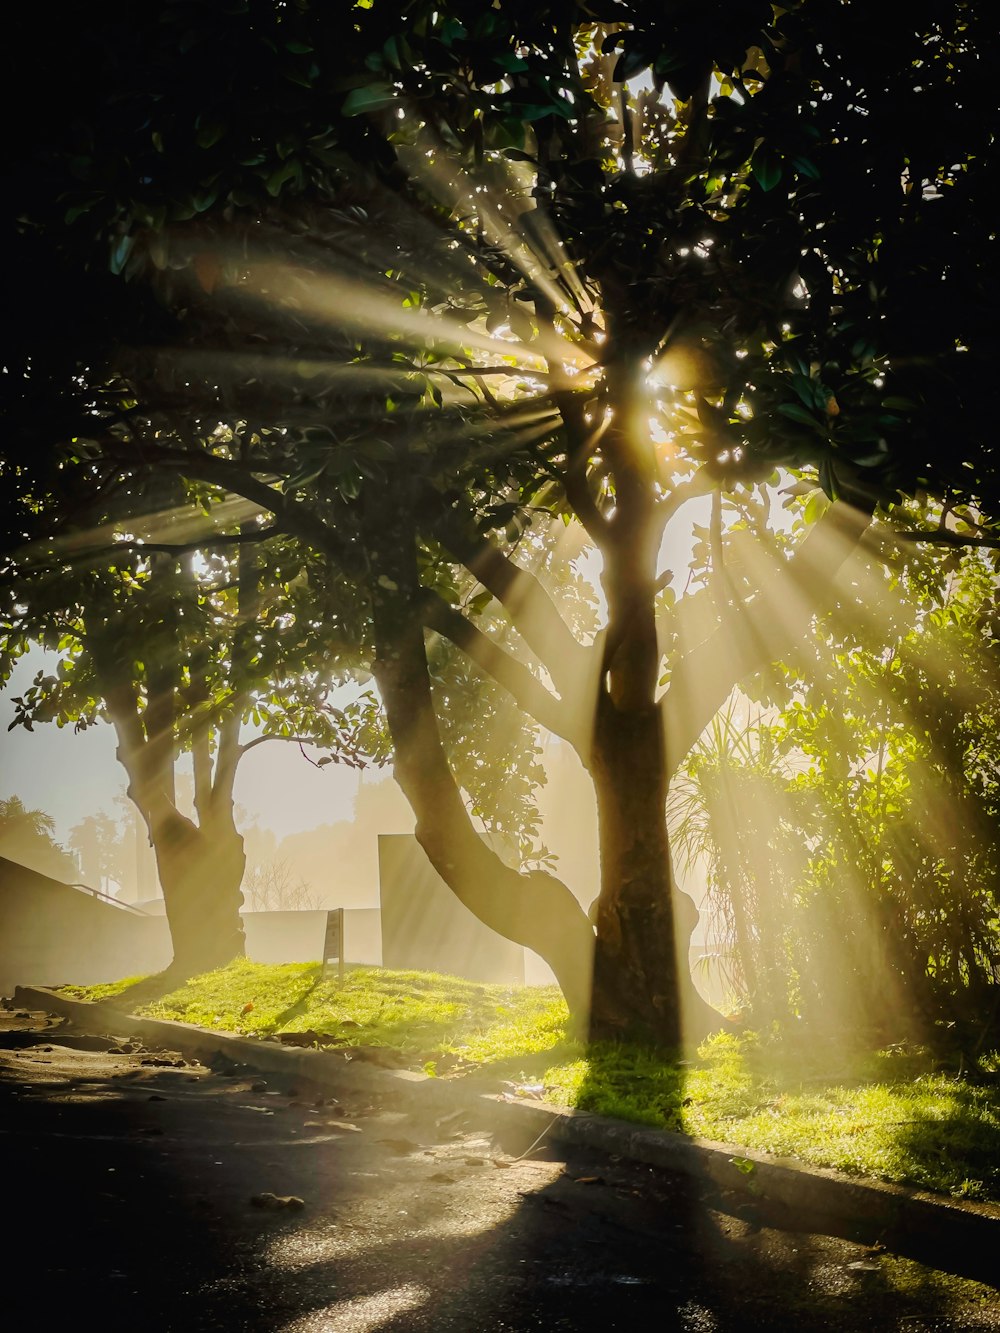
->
1, 476, 379, 974
5, 1, 999, 1041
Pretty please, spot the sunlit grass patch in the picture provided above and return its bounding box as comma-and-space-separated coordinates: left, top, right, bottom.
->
541, 1030, 1000, 1201
60, 975, 147, 1002
542, 1042, 687, 1128
67, 960, 567, 1057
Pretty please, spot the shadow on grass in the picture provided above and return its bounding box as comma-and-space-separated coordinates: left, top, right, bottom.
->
886, 1064, 1000, 1203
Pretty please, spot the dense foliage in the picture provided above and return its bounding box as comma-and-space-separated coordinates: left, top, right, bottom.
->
673, 524, 1000, 1044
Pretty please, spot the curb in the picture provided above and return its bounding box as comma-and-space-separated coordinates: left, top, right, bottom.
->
13, 984, 1000, 1287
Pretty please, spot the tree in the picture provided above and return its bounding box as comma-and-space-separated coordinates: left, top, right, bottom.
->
760, 525, 1000, 1041
671, 518, 1000, 1045
2, 483, 384, 974
243, 859, 320, 913
0, 795, 77, 882
5, 1, 999, 1042
68, 811, 127, 895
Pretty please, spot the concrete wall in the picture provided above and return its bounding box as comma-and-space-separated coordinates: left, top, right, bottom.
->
241, 908, 382, 966
378, 834, 525, 985
3, 843, 536, 993
0, 856, 171, 993
0, 856, 385, 993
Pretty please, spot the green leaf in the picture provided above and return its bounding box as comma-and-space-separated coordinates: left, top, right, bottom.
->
109, 234, 134, 275
751, 145, 783, 192
342, 83, 396, 116
791, 154, 820, 181
438, 17, 467, 46
195, 119, 227, 148
778, 403, 824, 432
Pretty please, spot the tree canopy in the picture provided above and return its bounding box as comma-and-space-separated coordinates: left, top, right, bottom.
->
4, 0, 999, 1041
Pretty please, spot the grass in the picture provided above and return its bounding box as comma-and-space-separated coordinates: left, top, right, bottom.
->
63, 961, 1000, 1203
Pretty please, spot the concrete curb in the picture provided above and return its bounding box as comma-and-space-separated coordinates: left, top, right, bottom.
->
13, 984, 1000, 1286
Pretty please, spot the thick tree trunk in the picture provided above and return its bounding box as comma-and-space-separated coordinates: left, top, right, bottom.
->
590, 700, 680, 1045
581, 355, 730, 1047
105, 677, 247, 980
149, 805, 246, 978
148, 786, 248, 978
589, 695, 729, 1047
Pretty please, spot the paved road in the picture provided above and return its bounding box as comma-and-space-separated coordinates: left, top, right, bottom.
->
2, 1006, 998, 1331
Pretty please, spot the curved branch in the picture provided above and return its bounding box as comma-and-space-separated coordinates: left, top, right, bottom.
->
439, 527, 588, 694
421, 591, 588, 754
102, 440, 361, 571
373, 603, 595, 1021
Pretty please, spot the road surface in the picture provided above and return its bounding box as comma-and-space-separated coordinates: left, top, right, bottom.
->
1, 1004, 997, 1331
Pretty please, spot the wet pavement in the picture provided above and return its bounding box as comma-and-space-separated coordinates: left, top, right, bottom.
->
2, 1007, 998, 1331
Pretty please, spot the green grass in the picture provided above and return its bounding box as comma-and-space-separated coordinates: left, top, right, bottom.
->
63, 962, 1000, 1203
61, 959, 568, 1063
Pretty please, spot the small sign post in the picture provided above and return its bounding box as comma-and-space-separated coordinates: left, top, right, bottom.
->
322, 907, 345, 984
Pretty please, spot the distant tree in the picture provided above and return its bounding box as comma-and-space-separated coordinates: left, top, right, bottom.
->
68, 811, 127, 895
0, 795, 77, 881
2, 509, 384, 975
243, 859, 320, 913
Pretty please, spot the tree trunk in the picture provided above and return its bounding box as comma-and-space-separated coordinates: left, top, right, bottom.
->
589, 694, 727, 1046
365, 409, 870, 1046
104, 674, 247, 981
150, 804, 246, 978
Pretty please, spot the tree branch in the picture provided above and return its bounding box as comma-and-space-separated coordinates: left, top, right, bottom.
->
84, 528, 283, 559
420, 591, 588, 753
896, 529, 1000, 549
238, 732, 331, 755
439, 527, 588, 694
372, 574, 594, 1023
102, 441, 362, 572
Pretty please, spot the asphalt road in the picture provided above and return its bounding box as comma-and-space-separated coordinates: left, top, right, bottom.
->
2, 1006, 998, 1332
